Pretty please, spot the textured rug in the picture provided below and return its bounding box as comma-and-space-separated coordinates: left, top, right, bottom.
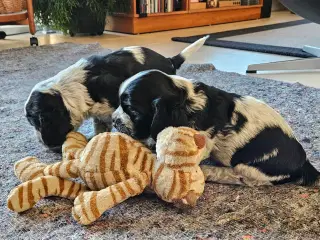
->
0, 43, 319, 240
172, 19, 318, 58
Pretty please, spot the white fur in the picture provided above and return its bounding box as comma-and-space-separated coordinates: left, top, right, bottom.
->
171, 75, 207, 112
112, 106, 134, 132
210, 96, 295, 166
122, 46, 145, 64
180, 35, 209, 60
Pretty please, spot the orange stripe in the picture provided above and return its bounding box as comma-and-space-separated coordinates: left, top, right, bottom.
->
66, 161, 77, 178
18, 185, 23, 209
59, 178, 65, 194
7, 199, 14, 211
79, 194, 90, 222
113, 171, 122, 183
109, 186, 116, 204
136, 177, 144, 191
178, 127, 199, 134
110, 151, 116, 171
119, 136, 129, 170
66, 181, 76, 198
152, 163, 164, 190
48, 166, 53, 175
83, 136, 100, 164
27, 181, 35, 206
99, 135, 110, 173
55, 162, 62, 176
124, 180, 135, 195
166, 162, 196, 169
90, 173, 99, 190
41, 177, 48, 196
63, 144, 83, 153
133, 147, 142, 165
165, 149, 198, 157
178, 170, 187, 198
75, 184, 83, 197
90, 192, 100, 219
141, 153, 148, 171
101, 173, 108, 187
66, 135, 87, 145
167, 171, 177, 200
149, 155, 154, 172
115, 184, 126, 200
29, 169, 44, 180
176, 138, 192, 146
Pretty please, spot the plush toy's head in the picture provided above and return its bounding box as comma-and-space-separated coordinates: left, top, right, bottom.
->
153, 127, 207, 208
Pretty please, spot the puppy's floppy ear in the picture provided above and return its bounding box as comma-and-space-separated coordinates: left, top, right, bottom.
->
150, 97, 189, 140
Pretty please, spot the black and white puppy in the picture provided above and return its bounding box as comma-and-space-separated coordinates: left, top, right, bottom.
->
112, 69, 319, 186
24, 36, 209, 151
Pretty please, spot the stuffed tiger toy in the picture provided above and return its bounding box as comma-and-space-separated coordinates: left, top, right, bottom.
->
7, 127, 208, 225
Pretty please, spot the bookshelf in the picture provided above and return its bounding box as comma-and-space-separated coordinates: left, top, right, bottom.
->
105, 0, 264, 34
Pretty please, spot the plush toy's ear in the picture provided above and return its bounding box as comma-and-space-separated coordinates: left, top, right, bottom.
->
150, 97, 189, 141
194, 134, 206, 149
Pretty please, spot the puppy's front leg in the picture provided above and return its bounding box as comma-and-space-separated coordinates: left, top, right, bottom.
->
200, 165, 244, 185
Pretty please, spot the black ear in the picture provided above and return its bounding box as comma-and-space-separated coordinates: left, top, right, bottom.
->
150, 97, 189, 140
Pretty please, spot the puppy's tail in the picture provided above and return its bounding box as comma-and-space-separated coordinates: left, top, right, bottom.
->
169, 35, 209, 70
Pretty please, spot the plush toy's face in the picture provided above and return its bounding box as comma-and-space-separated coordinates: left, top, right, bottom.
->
153, 127, 207, 207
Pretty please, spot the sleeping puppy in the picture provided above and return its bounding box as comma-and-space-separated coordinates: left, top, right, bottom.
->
112, 69, 320, 187
24, 36, 209, 151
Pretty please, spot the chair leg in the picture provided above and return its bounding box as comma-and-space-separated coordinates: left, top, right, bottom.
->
246, 58, 320, 73
26, 0, 36, 35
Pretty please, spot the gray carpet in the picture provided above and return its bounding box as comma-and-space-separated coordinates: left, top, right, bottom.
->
0, 43, 319, 240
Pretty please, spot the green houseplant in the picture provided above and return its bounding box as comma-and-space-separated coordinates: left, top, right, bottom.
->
33, 0, 130, 36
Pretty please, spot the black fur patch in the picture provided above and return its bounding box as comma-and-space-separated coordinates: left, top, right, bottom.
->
25, 91, 73, 148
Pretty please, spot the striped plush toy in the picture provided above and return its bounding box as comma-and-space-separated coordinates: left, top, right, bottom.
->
7, 127, 208, 225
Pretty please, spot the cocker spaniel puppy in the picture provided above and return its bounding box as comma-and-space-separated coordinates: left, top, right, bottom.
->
25, 36, 209, 151
112, 69, 319, 186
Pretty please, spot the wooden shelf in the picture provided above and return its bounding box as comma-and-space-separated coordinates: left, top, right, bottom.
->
105, 0, 264, 34
147, 10, 188, 17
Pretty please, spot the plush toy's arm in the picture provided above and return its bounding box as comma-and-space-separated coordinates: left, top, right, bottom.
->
14, 156, 80, 183
72, 172, 150, 225
62, 132, 88, 161
7, 176, 87, 213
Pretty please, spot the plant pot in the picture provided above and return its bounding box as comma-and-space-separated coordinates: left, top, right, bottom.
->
68, 4, 106, 37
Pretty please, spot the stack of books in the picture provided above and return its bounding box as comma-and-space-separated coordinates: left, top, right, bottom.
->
138, 0, 177, 14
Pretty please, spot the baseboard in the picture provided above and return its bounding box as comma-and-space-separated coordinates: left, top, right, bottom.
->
0, 25, 29, 35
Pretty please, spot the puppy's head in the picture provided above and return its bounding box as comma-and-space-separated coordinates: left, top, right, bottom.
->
25, 90, 73, 151
112, 70, 207, 145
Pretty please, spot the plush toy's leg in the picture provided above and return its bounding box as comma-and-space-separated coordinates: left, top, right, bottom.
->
62, 132, 88, 161
72, 172, 150, 225
14, 156, 47, 182
14, 156, 80, 183
7, 176, 87, 213
201, 165, 244, 185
